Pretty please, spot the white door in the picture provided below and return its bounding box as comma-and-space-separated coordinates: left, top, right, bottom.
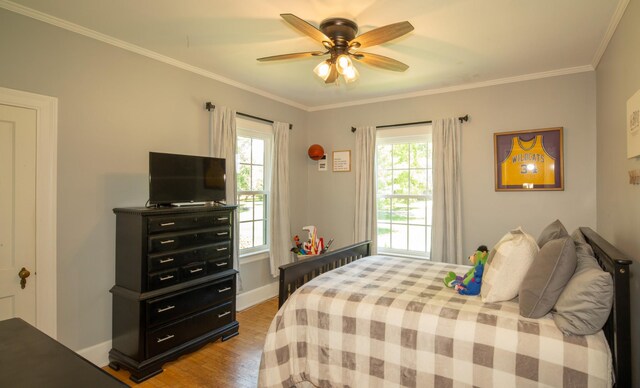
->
0, 104, 37, 324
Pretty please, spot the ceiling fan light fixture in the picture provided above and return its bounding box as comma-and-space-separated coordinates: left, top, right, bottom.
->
313, 60, 332, 80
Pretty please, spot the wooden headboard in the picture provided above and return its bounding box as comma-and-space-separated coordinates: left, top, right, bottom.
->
580, 227, 633, 388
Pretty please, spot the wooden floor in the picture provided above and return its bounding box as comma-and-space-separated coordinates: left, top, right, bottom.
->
104, 298, 279, 387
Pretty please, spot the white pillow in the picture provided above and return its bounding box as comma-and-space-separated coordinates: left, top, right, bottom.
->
481, 227, 539, 303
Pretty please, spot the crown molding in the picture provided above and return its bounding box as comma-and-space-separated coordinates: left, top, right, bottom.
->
0, 0, 309, 111
308, 65, 595, 112
592, 0, 629, 69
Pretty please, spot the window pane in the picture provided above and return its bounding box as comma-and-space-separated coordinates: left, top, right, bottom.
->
238, 195, 254, 222
252, 138, 265, 165
377, 197, 391, 222
238, 164, 251, 191
408, 225, 426, 252
391, 224, 408, 250
427, 142, 433, 168
377, 170, 392, 195
392, 144, 409, 169
427, 200, 432, 226
377, 144, 392, 170
409, 198, 426, 224
255, 194, 265, 221
427, 170, 433, 197
238, 137, 251, 163
410, 168, 427, 195
239, 222, 253, 250
426, 226, 432, 255
410, 143, 428, 168
377, 222, 391, 248
254, 220, 265, 246
392, 169, 409, 195
252, 165, 264, 191
391, 198, 408, 223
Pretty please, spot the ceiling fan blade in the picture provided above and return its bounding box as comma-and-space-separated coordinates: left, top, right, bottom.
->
350, 21, 414, 49
280, 13, 333, 47
352, 52, 409, 72
257, 51, 326, 62
325, 63, 339, 84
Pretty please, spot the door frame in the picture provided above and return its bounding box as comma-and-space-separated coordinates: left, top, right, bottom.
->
0, 86, 57, 338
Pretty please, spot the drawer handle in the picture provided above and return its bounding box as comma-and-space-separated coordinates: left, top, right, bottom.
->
189, 267, 204, 274
218, 311, 231, 318
156, 334, 175, 343
160, 239, 175, 245
216, 232, 229, 236
160, 222, 175, 227
159, 275, 174, 281
218, 287, 231, 293
216, 247, 228, 252
215, 262, 228, 267
159, 258, 174, 264
217, 217, 229, 221
157, 305, 175, 313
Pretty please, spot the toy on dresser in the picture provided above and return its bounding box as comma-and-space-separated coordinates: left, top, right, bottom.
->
443, 245, 489, 295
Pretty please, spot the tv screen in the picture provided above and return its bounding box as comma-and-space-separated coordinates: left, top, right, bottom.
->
149, 152, 226, 205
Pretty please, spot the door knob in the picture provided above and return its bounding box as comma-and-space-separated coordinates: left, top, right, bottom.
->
18, 267, 30, 289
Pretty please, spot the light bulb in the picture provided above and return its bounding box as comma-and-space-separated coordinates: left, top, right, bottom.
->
336, 54, 352, 74
313, 60, 331, 80
343, 65, 359, 83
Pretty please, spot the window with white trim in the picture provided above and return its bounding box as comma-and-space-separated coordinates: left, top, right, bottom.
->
236, 117, 272, 256
376, 124, 432, 259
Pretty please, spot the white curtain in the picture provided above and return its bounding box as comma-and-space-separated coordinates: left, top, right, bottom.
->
268, 122, 292, 277
209, 106, 242, 289
431, 117, 463, 264
354, 126, 377, 254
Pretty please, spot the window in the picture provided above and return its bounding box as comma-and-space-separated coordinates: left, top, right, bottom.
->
376, 125, 432, 259
236, 118, 272, 256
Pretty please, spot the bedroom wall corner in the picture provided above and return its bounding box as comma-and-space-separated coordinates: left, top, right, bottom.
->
595, 0, 640, 384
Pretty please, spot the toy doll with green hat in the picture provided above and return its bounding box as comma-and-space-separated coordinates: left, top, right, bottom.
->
443, 245, 488, 295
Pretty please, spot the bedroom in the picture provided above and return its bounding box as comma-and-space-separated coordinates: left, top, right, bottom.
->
0, 0, 638, 387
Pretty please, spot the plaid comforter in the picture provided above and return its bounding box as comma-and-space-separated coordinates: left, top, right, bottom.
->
258, 256, 612, 387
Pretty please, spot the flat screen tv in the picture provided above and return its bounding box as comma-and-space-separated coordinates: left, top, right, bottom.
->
149, 152, 226, 206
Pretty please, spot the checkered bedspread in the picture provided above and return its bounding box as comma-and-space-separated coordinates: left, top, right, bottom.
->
258, 255, 612, 387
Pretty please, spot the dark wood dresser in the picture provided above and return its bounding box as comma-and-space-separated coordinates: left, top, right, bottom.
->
108, 205, 239, 382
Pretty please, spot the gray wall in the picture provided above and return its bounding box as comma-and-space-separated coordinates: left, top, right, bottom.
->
0, 9, 307, 351
595, 0, 640, 384
308, 72, 597, 255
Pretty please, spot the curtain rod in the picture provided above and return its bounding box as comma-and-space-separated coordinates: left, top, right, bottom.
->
205, 102, 293, 130
350, 115, 469, 133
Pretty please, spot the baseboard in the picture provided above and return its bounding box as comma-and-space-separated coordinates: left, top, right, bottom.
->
78, 281, 278, 367
236, 281, 278, 311
78, 339, 112, 367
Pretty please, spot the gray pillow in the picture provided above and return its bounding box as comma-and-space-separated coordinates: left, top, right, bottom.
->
519, 237, 577, 318
553, 256, 613, 335
537, 219, 569, 248
570, 228, 595, 258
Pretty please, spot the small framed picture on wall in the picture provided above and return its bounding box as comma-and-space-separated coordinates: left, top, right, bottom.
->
332, 150, 351, 172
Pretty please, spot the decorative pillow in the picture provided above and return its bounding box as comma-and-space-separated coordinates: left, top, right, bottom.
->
571, 228, 595, 258
519, 237, 577, 318
481, 227, 539, 303
552, 254, 613, 335
537, 219, 569, 248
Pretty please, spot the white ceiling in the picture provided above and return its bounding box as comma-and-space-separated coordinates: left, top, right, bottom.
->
2, 0, 627, 110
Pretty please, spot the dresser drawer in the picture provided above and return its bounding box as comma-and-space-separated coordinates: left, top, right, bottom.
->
148, 211, 232, 233
208, 257, 232, 274
148, 269, 179, 290
147, 242, 231, 273
148, 226, 231, 253
147, 278, 235, 327
146, 301, 234, 358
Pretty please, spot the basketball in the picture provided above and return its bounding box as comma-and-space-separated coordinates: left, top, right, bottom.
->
307, 144, 325, 161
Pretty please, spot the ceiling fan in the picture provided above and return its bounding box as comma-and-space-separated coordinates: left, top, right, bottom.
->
257, 14, 414, 84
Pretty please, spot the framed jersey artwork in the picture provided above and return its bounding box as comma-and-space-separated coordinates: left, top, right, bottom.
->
494, 127, 564, 191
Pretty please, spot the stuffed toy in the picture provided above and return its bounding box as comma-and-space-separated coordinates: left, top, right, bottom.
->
443, 245, 489, 295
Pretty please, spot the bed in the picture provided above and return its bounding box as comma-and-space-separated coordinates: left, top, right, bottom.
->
258, 227, 632, 387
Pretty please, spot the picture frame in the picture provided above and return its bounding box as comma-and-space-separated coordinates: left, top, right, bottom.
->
494, 127, 564, 191
332, 150, 351, 172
